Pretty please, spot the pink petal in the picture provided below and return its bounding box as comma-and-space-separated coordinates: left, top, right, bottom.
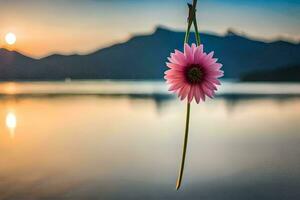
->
179, 84, 190, 100
203, 81, 217, 90
201, 53, 214, 66
206, 70, 224, 78
166, 78, 183, 84
204, 58, 218, 67
167, 56, 178, 64
202, 85, 214, 98
184, 44, 194, 64
207, 51, 214, 59
198, 86, 206, 101
194, 45, 204, 64
197, 53, 207, 66
210, 63, 223, 70
164, 69, 185, 76
206, 78, 221, 85
166, 62, 185, 70
194, 86, 201, 103
168, 82, 184, 91
198, 44, 204, 52
191, 43, 197, 54
173, 50, 187, 65
188, 86, 195, 103
164, 69, 182, 76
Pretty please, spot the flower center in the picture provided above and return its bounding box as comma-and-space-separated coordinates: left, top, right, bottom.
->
186, 66, 203, 84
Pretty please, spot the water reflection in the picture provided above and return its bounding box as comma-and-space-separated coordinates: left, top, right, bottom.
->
0, 83, 299, 199
1, 82, 17, 95
5, 112, 17, 138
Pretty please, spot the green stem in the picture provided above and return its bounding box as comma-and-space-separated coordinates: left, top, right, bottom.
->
193, 17, 201, 46
184, 22, 192, 44
184, 0, 198, 44
176, 102, 191, 190
176, 0, 199, 190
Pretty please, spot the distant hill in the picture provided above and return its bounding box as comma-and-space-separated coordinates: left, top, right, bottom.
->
241, 65, 300, 82
0, 26, 300, 80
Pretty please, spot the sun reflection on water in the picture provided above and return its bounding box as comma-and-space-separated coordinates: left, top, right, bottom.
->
0, 82, 300, 199
5, 112, 17, 138
1, 82, 17, 95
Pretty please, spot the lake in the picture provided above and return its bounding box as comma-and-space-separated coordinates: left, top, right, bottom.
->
0, 81, 300, 200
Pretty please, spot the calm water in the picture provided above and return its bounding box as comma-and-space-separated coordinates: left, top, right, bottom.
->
0, 81, 300, 200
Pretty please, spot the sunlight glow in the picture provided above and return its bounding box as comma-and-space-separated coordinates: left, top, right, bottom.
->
5, 32, 17, 45
6, 112, 17, 138
2, 83, 17, 94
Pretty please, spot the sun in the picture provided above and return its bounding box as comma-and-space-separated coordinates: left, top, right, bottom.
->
5, 32, 17, 45
6, 112, 17, 130
6, 112, 17, 138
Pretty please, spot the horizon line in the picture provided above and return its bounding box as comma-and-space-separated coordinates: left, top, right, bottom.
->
1, 25, 299, 60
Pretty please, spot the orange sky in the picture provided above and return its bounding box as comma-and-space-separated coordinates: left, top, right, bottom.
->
0, 22, 130, 58
1, 0, 299, 58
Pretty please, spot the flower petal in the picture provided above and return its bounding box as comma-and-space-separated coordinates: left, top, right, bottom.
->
210, 63, 223, 70
168, 82, 184, 91
206, 78, 221, 85
166, 62, 185, 70
194, 86, 201, 104
173, 50, 187, 65
194, 45, 204, 64
206, 70, 224, 78
198, 86, 206, 101
188, 86, 195, 103
203, 81, 217, 90
184, 44, 194, 64
207, 51, 214, 59
202, 85, 214, 98
179, 85, 190, 100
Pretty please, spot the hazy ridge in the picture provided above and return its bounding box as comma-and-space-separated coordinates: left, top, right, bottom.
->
1, 26, 299, 81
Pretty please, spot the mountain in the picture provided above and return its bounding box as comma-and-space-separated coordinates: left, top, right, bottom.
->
241, 65, 300, 82
1, 26, 300, 80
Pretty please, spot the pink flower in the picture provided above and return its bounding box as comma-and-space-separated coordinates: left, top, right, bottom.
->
164, 43, 224, 103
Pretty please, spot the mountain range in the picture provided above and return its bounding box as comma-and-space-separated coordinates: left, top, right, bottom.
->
241, 65, 300, 82
0, 26, 300, 81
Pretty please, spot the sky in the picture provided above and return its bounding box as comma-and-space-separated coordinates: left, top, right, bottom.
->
0, 0, 299, 58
